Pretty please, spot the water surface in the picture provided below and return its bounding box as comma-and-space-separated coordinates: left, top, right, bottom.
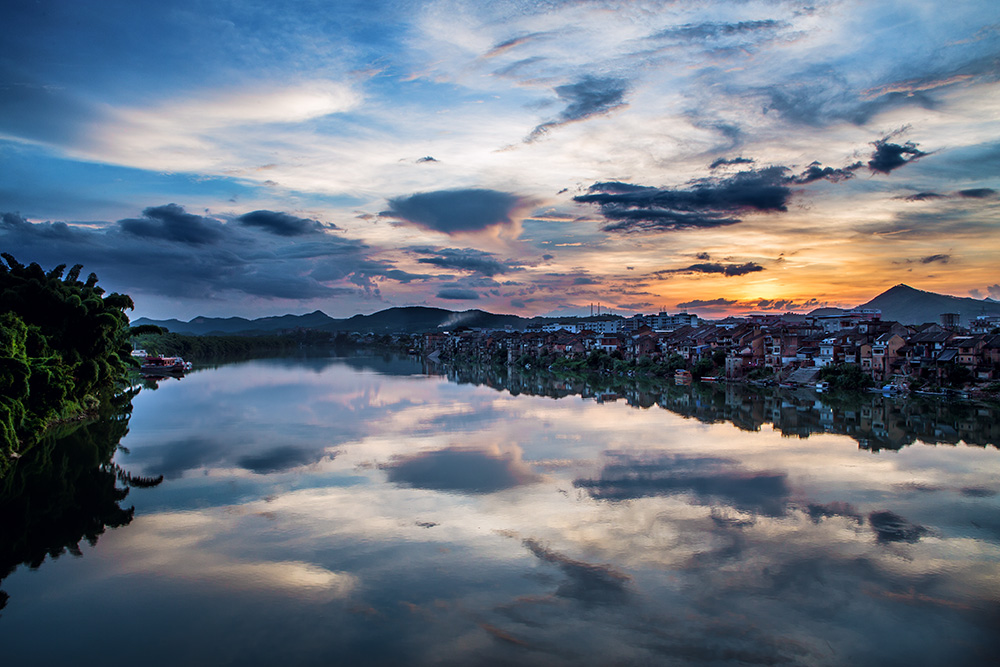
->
2, 354, 998, 665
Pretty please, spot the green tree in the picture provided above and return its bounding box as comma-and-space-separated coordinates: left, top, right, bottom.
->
1, 255, 136, 474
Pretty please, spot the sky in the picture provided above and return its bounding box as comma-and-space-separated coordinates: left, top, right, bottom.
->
1, 0, 998, 321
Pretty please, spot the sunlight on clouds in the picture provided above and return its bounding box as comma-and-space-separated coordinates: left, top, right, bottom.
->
105, 510, 358, 600
123, 81, 361, 126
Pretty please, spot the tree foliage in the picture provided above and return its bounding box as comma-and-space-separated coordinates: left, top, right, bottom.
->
1, 255, 135, 474
819, 363, 875, 391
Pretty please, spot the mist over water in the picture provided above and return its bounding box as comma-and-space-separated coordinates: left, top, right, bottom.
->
2, 354, 998, 665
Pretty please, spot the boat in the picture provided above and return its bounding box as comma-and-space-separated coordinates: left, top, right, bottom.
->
140, 356, 192, 376
674, 369, 692, 384
815, 381, 831, 393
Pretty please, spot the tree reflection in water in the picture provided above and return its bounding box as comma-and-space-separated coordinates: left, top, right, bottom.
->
0, 389, 161, 611
437, 362, 1000, 451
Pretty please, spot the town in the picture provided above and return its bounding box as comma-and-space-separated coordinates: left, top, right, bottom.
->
388, 308, 1000, 395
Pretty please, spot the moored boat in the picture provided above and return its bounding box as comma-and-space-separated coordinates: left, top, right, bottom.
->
140, 356, 192, 376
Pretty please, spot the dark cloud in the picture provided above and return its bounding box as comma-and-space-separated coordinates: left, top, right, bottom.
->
118, 204, 224, 245
759, 73, 938, 127
659, 262, 764, 277
522, 538, 630, 605
236, 210, 326, 236
382, 447, 541, 494
901, 192, 945, 201
653, 19, 786, 41
677, 298, 737, 308
695, 252, 712, 260
527, 76, 629, 142
572, 275, 599, 285
576, 167, 790, 233
1, 212, 30, 228
415, 156, 438, 163
868, 510, 928, 544
384, 189, 528, 234
789, 161, 863, 184
868, 137, 928, 174
710, 157, 755, 169
957, 188, 996, 198
580, 138, 908, 234
436, 288, 480, 300
920, 254, 950, 264
413, 247, 522, 276
574, 454, 790, 516
1, 204, 412, 303
381, 269, 434, 283
541, 254, 554, 261
237, 445, 332, 474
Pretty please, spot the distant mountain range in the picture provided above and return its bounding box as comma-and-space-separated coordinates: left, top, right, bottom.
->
809, 284, 1000, 326
132, 284, 1000, 335
132, 306, 533, 335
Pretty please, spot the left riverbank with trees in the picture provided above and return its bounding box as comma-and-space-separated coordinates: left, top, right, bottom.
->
0, 254, 141, 477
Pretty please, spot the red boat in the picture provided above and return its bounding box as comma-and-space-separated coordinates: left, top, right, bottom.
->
140, 356, 192, 376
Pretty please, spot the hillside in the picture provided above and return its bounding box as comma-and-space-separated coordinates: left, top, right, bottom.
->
856, 284, 1000, 325
132, 306, 537, 335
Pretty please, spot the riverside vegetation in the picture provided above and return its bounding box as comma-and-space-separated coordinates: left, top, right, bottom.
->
0, 254, 152, 477
1, 255, 165, 610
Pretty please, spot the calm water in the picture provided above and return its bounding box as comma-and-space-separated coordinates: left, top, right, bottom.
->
2, 354, 999, 666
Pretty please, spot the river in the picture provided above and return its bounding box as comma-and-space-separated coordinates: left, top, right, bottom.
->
2, 353, 998, 665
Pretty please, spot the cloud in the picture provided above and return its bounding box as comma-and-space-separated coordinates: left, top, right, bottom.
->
382, 446, 541, 494
676, 298, 738, 308
119, 204, 224, 245
526, 76, 629, 142
384, 189, 530, 235
237, 446, 333, 474
957, 188, 997, 198
747, 297, 822, 311
236, 210, 326, 236
521, 538, 631, 605
574, 453, 790, 516
658, 262, 764, 278
758, 75, 937, 127
789, 161, 862, 184
413, 247, 523, 276
579, 137, 907, 234
0, 204, 418, 304
901, 192, 946, 201
868, 136, 928, 174
868, 510, 928, 544
415, 156, 438, 163
920, 254, 950, 264
709, 157, 755, 169
805, 502, 863, 524
435, 287, 480, 300
653, 19, 786, 41
576, 167, 791, 233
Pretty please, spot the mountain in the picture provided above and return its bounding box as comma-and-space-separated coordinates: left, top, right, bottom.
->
857, 284, 1000, 325
132, 306, 536, 335
805, 284, 1000, 325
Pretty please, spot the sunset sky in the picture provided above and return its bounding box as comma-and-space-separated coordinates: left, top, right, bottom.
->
2, 0, 998, 320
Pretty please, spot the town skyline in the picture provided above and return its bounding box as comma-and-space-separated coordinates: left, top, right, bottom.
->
2, 1, 998, 321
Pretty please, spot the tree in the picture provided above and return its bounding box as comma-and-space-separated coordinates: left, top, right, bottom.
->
1, 255, 135, 474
